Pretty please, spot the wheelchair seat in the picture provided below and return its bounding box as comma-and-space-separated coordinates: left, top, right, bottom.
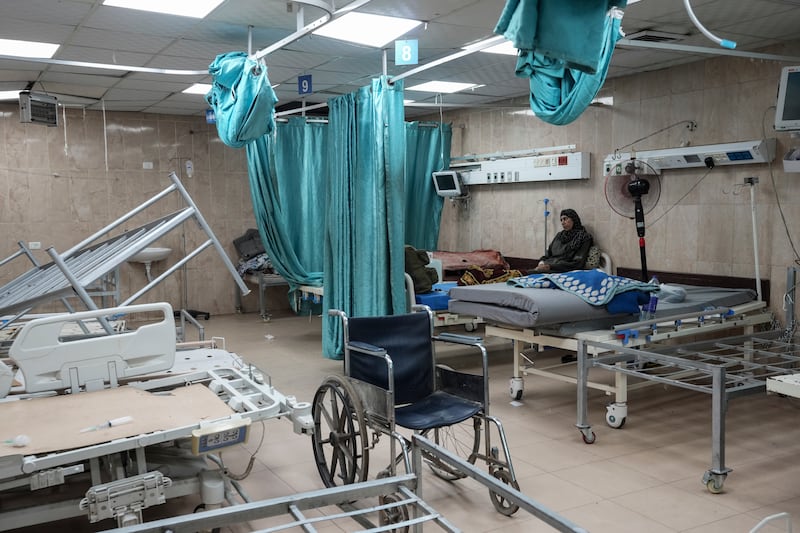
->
395, 390, 481, 430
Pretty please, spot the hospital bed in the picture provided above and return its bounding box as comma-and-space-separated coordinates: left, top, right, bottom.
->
0, 303, 313, 530
447, 269, 773, 404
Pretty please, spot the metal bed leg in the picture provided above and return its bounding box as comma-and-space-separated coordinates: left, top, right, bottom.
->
575, 340, 596, 444
703, 365, 730, 493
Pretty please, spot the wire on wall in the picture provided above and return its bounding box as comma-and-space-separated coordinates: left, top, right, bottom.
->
613, 119, 697, 158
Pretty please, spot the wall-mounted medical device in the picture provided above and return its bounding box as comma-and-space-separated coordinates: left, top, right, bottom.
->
775, 65, 800, 132
604, 139, 776, 175
451, 151, 590, 185
432, 170, 467, 198
19, 91, 58, 127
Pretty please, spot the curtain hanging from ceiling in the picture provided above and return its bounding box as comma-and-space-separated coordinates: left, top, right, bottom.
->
245, 119, 325, 295
495, 1, 626, 125
404, 122, 452, 251
322, 77, 407, 359
206, 51, 279, 148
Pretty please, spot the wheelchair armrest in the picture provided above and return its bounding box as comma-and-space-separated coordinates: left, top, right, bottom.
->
433, 332, 483, 345
347, 340, 387, 356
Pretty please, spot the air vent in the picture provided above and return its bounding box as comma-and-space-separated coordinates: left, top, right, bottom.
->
626, 30, 687, 43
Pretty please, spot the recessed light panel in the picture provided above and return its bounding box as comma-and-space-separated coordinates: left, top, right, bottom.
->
475, 40, 517, 56
183, 84, 213, 95
103, 0, 224, 18
0, 38, 59, 58
312, 12, 421, 48
406, 81, 480, 94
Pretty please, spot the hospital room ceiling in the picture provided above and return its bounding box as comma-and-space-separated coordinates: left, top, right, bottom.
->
1, 0, 800, 118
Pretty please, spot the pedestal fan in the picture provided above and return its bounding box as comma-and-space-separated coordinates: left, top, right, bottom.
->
604, 158, 661, 281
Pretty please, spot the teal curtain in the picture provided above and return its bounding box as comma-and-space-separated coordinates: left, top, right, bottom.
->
495, 1, 625, 125
323, 77, 407, 359
404, 122, 452, 251
245, 118, 325, 296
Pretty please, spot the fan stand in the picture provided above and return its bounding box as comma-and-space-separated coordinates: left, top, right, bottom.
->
628, 176, 651, 282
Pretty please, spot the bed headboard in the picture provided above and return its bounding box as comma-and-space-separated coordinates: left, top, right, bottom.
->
616, 267, 770, 305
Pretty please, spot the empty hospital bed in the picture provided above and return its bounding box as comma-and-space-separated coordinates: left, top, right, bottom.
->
0, 303, 312, 530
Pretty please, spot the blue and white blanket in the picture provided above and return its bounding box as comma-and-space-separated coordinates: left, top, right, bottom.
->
508, 269, 657, 313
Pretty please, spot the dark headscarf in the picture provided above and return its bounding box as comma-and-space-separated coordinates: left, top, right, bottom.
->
557, 209, 591, 252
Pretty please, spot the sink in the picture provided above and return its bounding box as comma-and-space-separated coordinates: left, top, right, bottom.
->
129, 247, 172, 282
129, 247, 172, 264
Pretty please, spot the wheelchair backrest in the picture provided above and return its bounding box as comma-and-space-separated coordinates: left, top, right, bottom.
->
346, 311, 434, 406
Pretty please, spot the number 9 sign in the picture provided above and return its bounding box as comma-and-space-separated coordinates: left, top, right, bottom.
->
298, 74, 312, 95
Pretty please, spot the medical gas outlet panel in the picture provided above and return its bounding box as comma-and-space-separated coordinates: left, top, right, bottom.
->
453, 152, 590, 185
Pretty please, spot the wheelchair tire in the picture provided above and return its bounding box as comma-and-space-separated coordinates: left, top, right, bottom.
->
488, 468, 520, 516
311, 375, 370, 487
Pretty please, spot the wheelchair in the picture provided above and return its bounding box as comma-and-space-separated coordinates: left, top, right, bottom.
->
311, 305, 520, 517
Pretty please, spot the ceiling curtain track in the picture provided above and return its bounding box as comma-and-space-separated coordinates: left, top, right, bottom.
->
322, 77, 407, 359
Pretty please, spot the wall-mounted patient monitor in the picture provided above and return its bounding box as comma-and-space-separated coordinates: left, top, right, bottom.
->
432, 170, 466, 198
775, 65, 800, 131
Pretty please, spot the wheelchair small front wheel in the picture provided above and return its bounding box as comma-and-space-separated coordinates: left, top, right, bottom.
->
311, 375, 369, 487
488, 469, 520, 516
378, 493, 410, 532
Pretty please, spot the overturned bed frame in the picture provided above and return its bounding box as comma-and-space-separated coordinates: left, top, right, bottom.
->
0, 171, 249, 333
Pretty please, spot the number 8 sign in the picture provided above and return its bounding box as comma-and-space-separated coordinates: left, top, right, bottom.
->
395, 40, 418, 66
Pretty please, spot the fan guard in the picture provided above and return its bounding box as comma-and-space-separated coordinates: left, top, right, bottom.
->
604, 170, 661, 218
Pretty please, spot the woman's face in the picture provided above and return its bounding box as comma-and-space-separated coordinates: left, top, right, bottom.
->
560, 215, 574, 231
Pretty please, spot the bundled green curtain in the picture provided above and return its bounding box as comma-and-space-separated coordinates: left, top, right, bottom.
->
323, 77, 407, 359
245, 118, 326, 294
495, 1, 625, 125
404, 122, 452, 251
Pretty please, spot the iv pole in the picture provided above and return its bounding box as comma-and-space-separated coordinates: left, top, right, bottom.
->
745, 177, 763, 301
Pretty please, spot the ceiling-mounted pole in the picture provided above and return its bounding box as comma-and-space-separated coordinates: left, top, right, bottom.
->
389, 35, 506, 83
382, 49, 388, 76
248, 25, 254, 55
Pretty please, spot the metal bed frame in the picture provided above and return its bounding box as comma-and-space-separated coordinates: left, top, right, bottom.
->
574, 266, 800, 494
106, 434, 589, 533
486, 298, 772, 404
0, 171, 249, 331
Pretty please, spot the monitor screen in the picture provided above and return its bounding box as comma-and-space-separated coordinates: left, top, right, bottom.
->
432, 170, 465, 198
775, 65, 800, 131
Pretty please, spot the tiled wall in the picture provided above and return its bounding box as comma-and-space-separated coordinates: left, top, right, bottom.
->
0, 106, 260, 316
436, 41, 800, 321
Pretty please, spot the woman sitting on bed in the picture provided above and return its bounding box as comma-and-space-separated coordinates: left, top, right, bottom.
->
534, 208, 593, 273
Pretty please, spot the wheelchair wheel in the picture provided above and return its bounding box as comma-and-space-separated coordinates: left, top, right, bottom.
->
311, 375, 369, 487
378, 493, 410, 532
488, 468, 520, 516
424, 416, 481, 481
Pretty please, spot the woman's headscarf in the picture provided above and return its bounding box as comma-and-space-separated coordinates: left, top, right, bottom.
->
558, 209, 592, 252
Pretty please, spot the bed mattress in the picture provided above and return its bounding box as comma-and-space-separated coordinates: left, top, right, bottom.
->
447, 283, 757, 330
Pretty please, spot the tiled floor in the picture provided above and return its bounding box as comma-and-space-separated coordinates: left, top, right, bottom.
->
13, 310, 800, 532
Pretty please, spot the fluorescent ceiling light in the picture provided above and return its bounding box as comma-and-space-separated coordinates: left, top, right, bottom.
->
475, 39, 517, 56
103, 0, 224, 18
312, 12, 422, 48
406, 81, 480, 94
0, 90, 21, 101
183, 83, 212, 95
0, 38, 59, 58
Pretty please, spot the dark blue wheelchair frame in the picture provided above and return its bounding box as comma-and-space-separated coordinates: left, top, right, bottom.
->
311, 305, 519, 516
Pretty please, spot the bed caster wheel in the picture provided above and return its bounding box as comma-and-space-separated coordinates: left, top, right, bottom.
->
464, 322, 477, 332
605, 402, 627, 429
702, 471, 726, 494
509, 377, 524, 401
580, 429, 596, 444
